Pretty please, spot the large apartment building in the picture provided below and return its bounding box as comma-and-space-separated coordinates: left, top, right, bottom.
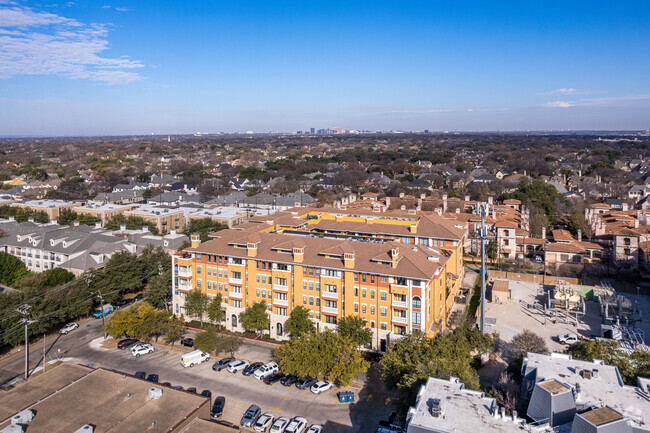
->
172, 207, 466, 349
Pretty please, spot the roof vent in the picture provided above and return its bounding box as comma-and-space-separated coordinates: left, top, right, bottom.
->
73, 426, 94, 433
583, 369, 592, 379
431, 398, 442, 417
11, 410, 34, 426
149, 387, 163, 399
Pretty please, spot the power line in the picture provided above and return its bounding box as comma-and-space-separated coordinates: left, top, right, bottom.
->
16, 304, 35, 379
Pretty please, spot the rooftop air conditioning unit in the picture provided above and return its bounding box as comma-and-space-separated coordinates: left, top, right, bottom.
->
431, 398, 442, 418
149, 387, 163, 399
11, 410, 34, 425
1, 425, 24, 433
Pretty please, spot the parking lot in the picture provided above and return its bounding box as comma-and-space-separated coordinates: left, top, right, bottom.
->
76, 327, 391, 433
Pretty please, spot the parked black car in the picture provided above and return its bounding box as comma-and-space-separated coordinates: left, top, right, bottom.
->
173, 385, 184, 391
296, 378, 318, 390
181, 338, 194, 348
242, 362, 263, 376
201, 390, 212, 400
211, 396, 226, 419
134, 371, 146, 380
212, 357, 235, 371
187, 387, 197, 394
133, 293, 144, 302
161, 382, 172, 387
263, 372, 284, 385
281, 375, 299, 386
146, 374, 159, 382
117, 338, 139, 349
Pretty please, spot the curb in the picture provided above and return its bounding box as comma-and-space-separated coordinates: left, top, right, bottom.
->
183, 326, 281, 347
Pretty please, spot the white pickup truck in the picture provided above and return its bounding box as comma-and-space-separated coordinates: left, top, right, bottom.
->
376, 421, 404, 433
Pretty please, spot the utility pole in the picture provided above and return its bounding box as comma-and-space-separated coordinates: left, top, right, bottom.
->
16, 304, 35, 379
475, 203, 495, 334
87, 274, 107, 339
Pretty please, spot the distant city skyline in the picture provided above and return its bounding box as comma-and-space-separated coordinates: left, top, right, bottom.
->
1, 1, 649, 136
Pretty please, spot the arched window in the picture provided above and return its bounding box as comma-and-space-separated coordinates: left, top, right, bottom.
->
231, 314, 238, 329
277, 323, 283, 337
412, 296, 421, 309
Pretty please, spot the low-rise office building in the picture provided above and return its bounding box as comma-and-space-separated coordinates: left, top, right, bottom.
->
124, 205, 185, 234
10, 199, 84, 220
72, 201, 136, 224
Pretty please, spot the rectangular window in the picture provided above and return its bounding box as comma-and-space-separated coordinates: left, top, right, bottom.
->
325, 284, 337, 293
324, 269, 337, 277
276, 292, 287, 300
354, 273, 358, 282
232, 271, 242, 280
371, 306, 375, 315
380, 291, 387, 301
224, 284, 228, 292
277, 307, 287, 316
362, 288, 366, 298
355, 287, 359, 297
196, 280, 202, 288
362, 274, 366, 283
262, 275, 266, 284
324, 300, 337, 308
309, 282, 314, 291
310, 268, 314, 276
381, 276, 386, 283
412, 312, 421, 325
354, 303, 359, 313
303, 295, 307, 305
371, 275, 375, 284
276, 277, 287, 286
232, 258, 243, 265
309, 296, 314, 306
315, 298, 320, 307
380, 323, 387, 330
219, 269, 223, 278
207, 267, 212, 276
277, 264, 288, 271
303, 266, 307, 276
224, 270, 228, 278
325, 315, 337, 324
316, 282, 320, 291
362, 304, 366, 314
303, 281, 307, 290
256, 274, 260, 283
196, 265, 201, 275
371, 290, 375, 300
219, 282, 223, 291
232, 300, 242, 308
380, 307, 387, 317
256, 288, 260, 297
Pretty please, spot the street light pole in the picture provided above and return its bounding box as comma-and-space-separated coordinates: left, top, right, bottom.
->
475, 203, 494, 334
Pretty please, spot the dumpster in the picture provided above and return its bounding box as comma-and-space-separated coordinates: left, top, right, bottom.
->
338, 391, 355, 403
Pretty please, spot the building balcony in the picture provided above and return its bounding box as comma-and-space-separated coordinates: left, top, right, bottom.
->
273, 284, 289, 293
321, 291, 339, 300
177, 283, 193, 293
229, 277, 242, 285
229, 291, 243, 300
392, 315, 408, 324
392, 300, 408, 309
273, 298, 289, 307
322, 306, 338, 315
177, 269, 192, 278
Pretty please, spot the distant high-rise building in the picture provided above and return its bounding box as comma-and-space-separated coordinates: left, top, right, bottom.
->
310, 127, 315, 134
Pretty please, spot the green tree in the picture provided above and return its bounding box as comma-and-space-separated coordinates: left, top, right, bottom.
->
194, 328, 219, 354
284, 306, 315, 337
501, 178, 561, 223
184, 289, 210, 328
164, 314, 185, 344
105, 308, 133, 338
207, 293, 224, 326
567, 339, 635, 383
381, 328, 491, 417
274, 329, 368, 385
239, 301, 270, 336
217, 334, 242, 357
337, 315, 372, 348
105, 214, 159, 235
145, 270, 171, 309
486, 240, 498, 260
43, 268, 74, 287
185, 218, 228, 242
0, 251, 30, 287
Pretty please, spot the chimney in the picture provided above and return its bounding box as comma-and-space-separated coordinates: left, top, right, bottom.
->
542, 227, 546, 240
488, 196, 493, 205
442, 194, 448, 212
577, 230, 582, 242
410, 224, 417, 234
512, 410, 517, 422
420, 193, 426, 199
344, 252, 355, 269
415, 205, 421, 212
391, 247, 399, 268
399, 192, 405, 198
385, 197, 391, 208
400, 205, 406, 211
120, 224, 126, 231
500, 406, 506, 420
635, 219, 639, 228
291, 246, 303, 262
465, 195, 470, 202
455, 208, 461, 213
191, 233, 200, 248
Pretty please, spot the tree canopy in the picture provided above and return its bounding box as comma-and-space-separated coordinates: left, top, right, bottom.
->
501, 178, 561, 222
104, 302, 170, 341
381, 327, 491, 416
337, 315, 372, 347
185, 218, 228, 242
239, 301, 270, 335
184, 289, 210, 327
104, 214, 159, 235
567, 339, 650, 385
274, 329, 368, 385
284, 306, 315, 337
0, 251, 30, 287
207, 293, 224, 325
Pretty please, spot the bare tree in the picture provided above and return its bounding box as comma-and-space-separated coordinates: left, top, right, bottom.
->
511, 329, 548, 356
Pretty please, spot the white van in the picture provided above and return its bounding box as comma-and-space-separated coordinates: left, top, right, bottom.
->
181, 350, 210, 368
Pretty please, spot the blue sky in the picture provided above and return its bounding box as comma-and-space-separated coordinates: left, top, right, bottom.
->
1, 0, 649, 135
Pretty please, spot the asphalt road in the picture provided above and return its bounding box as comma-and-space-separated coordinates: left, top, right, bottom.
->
0, 317, 393, 433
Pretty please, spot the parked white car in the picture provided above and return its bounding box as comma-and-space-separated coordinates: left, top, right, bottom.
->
59, 322, 79, 334
306, 425, 323, 433
310, 380, 333, 394
253, 361, 279, 380
559, 333, 579, 345
254, 413, 275, 432
270, 417, 290, 433
227, 359, 250, 373
285, 417, 307, 433
131, 343, 154, 357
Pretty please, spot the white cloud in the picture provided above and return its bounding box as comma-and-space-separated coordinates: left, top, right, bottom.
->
544, 101, 574, 108
548, 87, 576, 95
0, 4, 143, 84
115, 7, 130, 12
101, 5, 111, 9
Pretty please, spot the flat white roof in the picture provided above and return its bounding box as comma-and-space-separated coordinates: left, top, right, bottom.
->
126, 204, 183, 216
523, 352, 649, 425
407, 377, 522, 433
73, 201, 133, 212
180, 206, 246, 219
